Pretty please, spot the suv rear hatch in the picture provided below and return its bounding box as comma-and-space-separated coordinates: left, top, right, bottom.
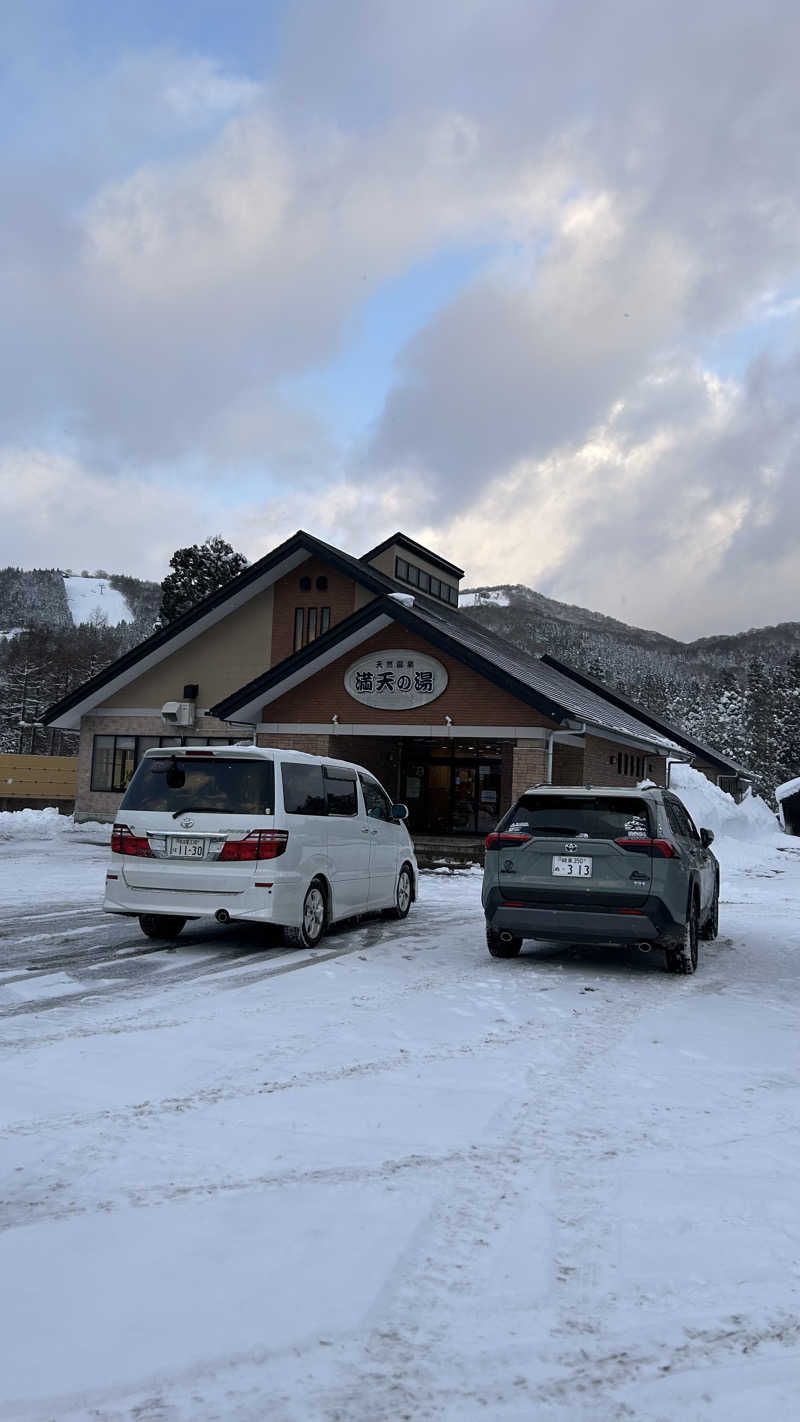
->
491, 794, 655, 909
113, 751, 279, 894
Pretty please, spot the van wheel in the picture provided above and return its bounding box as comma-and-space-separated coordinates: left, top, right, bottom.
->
487, 926, 522, 958
387, 864, 414, 920
138, 914, 186, 941
665, 900, 699, 974
285, 879, 327, 949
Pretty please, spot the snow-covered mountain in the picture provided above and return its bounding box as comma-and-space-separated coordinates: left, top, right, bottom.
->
63, 576, 133, 627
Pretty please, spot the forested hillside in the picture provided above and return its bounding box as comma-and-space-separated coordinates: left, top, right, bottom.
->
0, 569, 160, 755
462, 587, 800, 801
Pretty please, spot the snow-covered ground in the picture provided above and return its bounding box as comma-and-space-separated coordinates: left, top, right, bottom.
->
1, 774, 799, 1420
459, 588, 511, 609
63, 576, 133, 626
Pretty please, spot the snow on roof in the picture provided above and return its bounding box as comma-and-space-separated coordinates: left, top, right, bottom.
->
775, 776, 800, 802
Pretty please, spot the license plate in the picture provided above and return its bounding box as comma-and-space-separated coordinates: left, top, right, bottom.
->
552, 855, 592, 877
168, 837, 206, 858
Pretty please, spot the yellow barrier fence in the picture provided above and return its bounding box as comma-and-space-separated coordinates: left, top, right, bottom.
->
0, 754, 78, 800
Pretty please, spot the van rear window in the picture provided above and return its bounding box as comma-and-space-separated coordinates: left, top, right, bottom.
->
120, 757, 275, 815
502, 795, 651, 840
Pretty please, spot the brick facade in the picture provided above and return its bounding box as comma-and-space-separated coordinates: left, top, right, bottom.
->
270, 556, 360, 664
262, 625, 559, 731
582, 734, 667, 788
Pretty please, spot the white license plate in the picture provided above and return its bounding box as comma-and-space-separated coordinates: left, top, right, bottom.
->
168, 837, 206, 858
552, 855, 592, 877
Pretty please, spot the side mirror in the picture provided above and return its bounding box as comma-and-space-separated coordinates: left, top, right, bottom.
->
391, 803, 409, 821
700, 827, 714, 848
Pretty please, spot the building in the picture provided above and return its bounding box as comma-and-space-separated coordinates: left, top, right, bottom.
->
43, 530, 749, 831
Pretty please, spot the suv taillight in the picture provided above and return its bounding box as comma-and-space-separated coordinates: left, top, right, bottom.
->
485, 832, 532, 851
615, 837, 677, 859
218, 831, 289, 862
111, 824, 154, 857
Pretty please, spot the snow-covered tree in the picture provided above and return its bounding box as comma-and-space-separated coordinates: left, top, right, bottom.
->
158, 536, 248, 624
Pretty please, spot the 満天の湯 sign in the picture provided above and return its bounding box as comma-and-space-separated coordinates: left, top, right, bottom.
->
344, 649, 448, 710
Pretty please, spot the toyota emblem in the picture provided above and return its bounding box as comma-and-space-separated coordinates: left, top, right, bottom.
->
181, 818, 195, 828
565, 841, 577, 852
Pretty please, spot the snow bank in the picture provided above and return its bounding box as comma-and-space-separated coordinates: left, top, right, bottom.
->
667, 763, 779, 843
0, 807, 110, 842
64, 576, 133, 626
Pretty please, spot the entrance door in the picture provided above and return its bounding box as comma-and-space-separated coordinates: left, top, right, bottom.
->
402, 743, 503, 834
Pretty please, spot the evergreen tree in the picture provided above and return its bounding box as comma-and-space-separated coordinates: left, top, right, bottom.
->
159, 535, 248, 624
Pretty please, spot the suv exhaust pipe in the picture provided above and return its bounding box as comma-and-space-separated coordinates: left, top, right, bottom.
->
499, 931, 515, 944
637, 942, 652, 953
215, 909, 231, 924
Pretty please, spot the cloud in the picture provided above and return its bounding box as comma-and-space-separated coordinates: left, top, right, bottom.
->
1, 0, 800, 637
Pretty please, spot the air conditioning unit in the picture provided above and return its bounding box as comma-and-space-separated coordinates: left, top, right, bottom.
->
161, 700, 196, 727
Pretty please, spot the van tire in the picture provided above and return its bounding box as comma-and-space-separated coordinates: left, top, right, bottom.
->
285, 879, 327, 949
387, 864, 414, 920
138, 914, 186, 941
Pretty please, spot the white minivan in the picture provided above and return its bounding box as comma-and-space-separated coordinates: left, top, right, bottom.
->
104, 745, 418, 947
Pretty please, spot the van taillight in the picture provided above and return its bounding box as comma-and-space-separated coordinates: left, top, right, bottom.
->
111, 824, 153, 857
485, 832, 532, 851
218, 831, 288, 862
615, 837, 677, 859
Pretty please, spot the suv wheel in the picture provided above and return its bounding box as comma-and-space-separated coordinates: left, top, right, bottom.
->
285, 879, 327, 949
138, 914, 186, 941
700, 879, 719, 941
486, 925, 522, 958
665, 899, 699, 975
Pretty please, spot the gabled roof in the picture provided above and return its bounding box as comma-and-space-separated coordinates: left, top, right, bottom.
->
541, 654, 753, 779
43, 529, 441, 730
361, 532, 465, 579
211, 594, 682, 756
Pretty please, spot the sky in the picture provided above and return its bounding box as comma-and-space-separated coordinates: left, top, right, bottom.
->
1, 0, 799, 640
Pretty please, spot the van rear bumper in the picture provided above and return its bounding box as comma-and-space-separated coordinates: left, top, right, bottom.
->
103, 877, 292, 926
484, 888, 681, 945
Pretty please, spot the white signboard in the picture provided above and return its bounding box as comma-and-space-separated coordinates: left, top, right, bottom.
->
344, 649, 448, 710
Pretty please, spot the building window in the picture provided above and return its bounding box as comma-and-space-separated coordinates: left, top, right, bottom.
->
307, 607, 317, 642
393, 555, 457, 605
316, 575, 328, 590
299, 576, 312, 591
320, 606, 331, 634
90, 734, 247, 793
293, 607, 305, 651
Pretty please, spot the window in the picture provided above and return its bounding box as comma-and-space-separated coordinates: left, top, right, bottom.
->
324, 765, 357, 816
90, 735, 246, 792
294, 607, 305, 651
359, 774, 393, 821
299, 576, 312, 591
320, 606, 331, 634
316, 575, 328, 590
502, 794, 653, 840
121, 757, 274, 815
394, 554, 458, 605
665, 798, 698, 841
307, 607, 317, 642
282, 762, 326, 815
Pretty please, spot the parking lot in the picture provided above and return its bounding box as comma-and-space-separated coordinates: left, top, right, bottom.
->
2, 833, 800, 1421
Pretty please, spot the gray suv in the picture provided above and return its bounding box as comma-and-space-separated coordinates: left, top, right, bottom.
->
482, 785, 719, 974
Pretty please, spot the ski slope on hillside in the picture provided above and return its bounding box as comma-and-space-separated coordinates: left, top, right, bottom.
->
63, 576, 133, 626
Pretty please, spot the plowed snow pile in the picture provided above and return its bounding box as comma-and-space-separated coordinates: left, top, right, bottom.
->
668, 762, 780, 844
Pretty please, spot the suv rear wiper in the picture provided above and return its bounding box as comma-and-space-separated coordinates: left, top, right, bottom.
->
171, 806, 212, 820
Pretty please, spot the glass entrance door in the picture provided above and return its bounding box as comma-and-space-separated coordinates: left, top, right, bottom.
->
403, 743, 503, 834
